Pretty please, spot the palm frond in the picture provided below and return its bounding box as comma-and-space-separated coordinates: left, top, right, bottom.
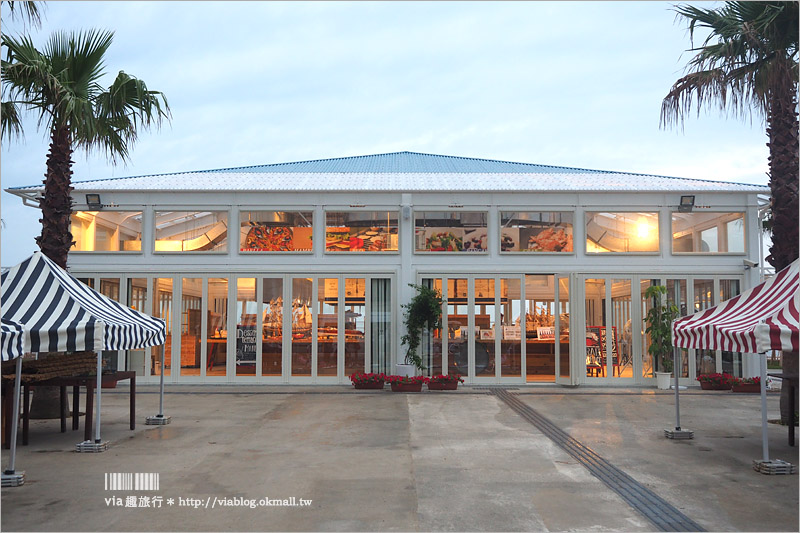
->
662, 1, 798, 128
3, 1, 43, 27
1, 100, 24, 142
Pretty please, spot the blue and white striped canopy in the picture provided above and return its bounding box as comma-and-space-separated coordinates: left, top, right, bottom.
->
1, 317, 28, 362
1, 252, 165, 361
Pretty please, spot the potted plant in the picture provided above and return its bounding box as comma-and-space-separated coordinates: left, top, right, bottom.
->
400, 283, 444, 375
697, 373, 734, 390
349, 372, 387, 390
731, 376, 761, 393
428, 374, 464, 391
385, 374, 429, 392
644, 285, 680, 390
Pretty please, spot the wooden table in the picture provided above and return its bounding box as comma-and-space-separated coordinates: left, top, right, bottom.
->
2, 371, 135, 448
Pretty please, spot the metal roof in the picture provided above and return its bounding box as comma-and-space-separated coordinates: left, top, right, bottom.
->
7, 151, 768, 193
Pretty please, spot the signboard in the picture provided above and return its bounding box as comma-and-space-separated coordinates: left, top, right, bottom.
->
236, 325, 257, 365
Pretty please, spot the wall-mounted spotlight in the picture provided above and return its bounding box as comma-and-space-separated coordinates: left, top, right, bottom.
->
85, 194, 103, 210
678, 195, 695, 213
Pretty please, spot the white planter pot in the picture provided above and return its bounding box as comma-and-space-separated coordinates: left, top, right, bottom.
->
656, 372, 673, 390
395, 364, 416, 377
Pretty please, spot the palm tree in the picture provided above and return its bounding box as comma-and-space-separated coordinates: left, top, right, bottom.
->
661, 1, 798, 270
661, 2, 798, 424
2, 29, 169, 419
1, 29, 170, 268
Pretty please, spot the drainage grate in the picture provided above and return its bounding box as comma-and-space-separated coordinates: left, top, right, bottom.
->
490, 389, 704, 532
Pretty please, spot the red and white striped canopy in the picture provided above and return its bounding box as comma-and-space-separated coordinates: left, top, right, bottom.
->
672, 259, 799, 353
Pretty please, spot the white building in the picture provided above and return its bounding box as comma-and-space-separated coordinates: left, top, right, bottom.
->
7, 151, 769, 386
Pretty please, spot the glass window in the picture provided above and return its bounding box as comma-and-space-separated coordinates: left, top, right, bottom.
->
671, 212, 745, 253
291, 278, 313, 377
474, 278, 496, 377
70, 211, 142, 251
127, 278, 147, 376
415, 211, 488, 252
586, 212, 659, 253
181, 278, 202, 377
317, 279, 338, 377
240, 210, 313, 252
370, 279, 392, 375
500, 279, 522, 377
236, 278, 257, 376
206, 278, 229, 376
325, 211, 398, 252
500, 212, 574, 252
446, 278, 469, 376
262, 279, 283, 377
526, 275, 556, 382
152, 278, 173, 377
154, 211, 227, 252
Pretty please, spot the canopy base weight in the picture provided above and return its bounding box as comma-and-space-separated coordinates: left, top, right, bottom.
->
664, 428, 694, 439
76, 440, 109, 453
146, 415, 171, 425
1, 472, 25, 487
753, 459, 796, 475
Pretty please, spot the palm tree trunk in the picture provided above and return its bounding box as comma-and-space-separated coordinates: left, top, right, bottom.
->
765, 73, 799, 272
765, 71, 799, 425
35, 124, 74, 269
30, 124, 75, 418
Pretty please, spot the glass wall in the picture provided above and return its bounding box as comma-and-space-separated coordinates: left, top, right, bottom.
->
370, 279, 392, 375
206, 278, 228, 376
610, 279, 632, 378
421, 278, 444, 375
154, 211, 227, 252
71, 211, 142, 252
152, 278, 172, 376
127, 278, 148, 375
262, 278, 283, 376
720, 279, 743, 377
180, 278, 203, 376
325, 212, 398, 252
415, 211, 488, 252
584, 279, 606, 377
693, 279, 715, 377
317, 279, 339, 377
473, 279, 496, 377
291, 278, 313, 376
344, 279, 366, 375
236, 278, 257, 376
447, 278, 469, 375
500, 278, 522, 377
526, 275, 556, 382
500, 212, 573, 252
557, 277, 570, 378
240, 211, 313, 252
672, 212, 745, 253
585, 212, 659, 253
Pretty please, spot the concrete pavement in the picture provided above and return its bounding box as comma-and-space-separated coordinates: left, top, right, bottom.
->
1, 385, 798, 531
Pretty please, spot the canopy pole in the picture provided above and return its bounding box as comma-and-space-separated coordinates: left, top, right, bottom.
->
95, 351, 102, 443
158, 344, 165, 417
146, 343, 171, 425
760, 351, 769, 462
674, 348, 681, 430
4, 357, 23, 474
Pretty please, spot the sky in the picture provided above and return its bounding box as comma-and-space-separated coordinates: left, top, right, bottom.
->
0, 1, 772, 267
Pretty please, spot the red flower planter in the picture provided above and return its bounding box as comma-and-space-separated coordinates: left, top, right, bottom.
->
353, 381, 385, 390
428, 381, 458, 390
699, 381, 731, 390
732, 383, 761, 393
390, 382, 423, 392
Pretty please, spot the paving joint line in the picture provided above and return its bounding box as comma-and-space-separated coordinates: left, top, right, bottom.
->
491, 388, 705, 532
